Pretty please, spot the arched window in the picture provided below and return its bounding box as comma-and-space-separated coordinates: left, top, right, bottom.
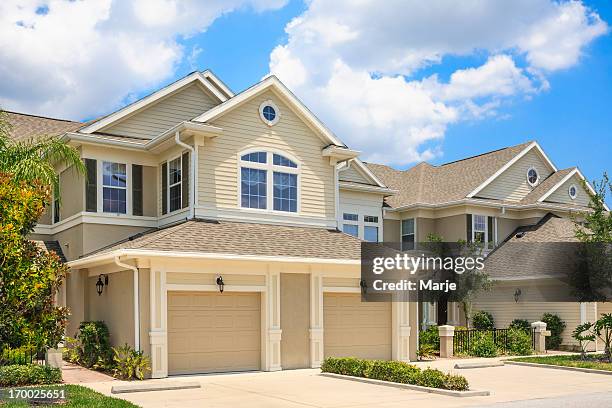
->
239, 151, 299, 212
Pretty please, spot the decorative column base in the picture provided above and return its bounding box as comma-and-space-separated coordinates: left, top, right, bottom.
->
309, 328, 324, 368
45, 348, 63, 368
149, 330, 168, 378
438, 325, 455, 358
531, 321, 549, 354
266, 328, 282, 371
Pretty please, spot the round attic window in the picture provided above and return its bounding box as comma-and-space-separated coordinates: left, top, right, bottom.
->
259, 100, 280, 126
568, 184, 577, 200
527, 167, 539, 187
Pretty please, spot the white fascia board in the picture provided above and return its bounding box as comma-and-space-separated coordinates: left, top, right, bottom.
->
67, 249, 361, 269
192, 75, 345, 147
202, 70, 234, 98
79, 72, 227, 134
537, 167, 607, 210
322, 145, 360, 161
466, 141, 558, 198
386, 197, 594, 213
62, 132, 147, 150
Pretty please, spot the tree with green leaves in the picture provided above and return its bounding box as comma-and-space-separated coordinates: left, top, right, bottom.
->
594, 313, 612, 362
572, 322, 596, 360
0, 110, 85, 189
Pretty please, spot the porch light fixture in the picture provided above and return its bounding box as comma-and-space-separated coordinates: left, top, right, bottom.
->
514, 288, 522, 303
96, 274, 109, 296
360, 279, 367, 295
216, 276, 225, 293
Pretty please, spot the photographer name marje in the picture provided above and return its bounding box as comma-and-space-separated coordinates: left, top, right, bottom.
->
373, 279, 456, 293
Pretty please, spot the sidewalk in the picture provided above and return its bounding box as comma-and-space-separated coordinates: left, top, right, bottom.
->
61, 362, 115, 384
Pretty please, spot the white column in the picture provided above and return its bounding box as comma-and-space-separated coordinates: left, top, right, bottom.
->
264, 271, 282, 371
149, 269, 167, 378
392, 295, 411, 362
309, 273, 324, 367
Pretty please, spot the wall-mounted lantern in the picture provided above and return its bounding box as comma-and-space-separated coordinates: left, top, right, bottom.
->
360, 279, 367, 295
514, 288, 522, 303
216, 276, 225, 293
96, 274, 109, 296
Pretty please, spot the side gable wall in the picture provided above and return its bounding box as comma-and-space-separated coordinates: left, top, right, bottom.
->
339, 164, 374, 185
478, 148, 554, 202
102, 83, 219, 139
198, 90, 336, 220
545, 174, 591, 207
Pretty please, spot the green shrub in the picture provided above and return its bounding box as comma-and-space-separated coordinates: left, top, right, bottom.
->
0, 364, 62, 386
541, 313, 566, 350
471, 332, 497, 357
509, 319, 531, 332
321, 357, 469, 391
506, 328, 533, 356
417, 344, 437, 360
113, 344, 151, 380
75, 321, 113, 369
419, 325, 440, 350
0, 346, 35, 365
472, 311, 495, 330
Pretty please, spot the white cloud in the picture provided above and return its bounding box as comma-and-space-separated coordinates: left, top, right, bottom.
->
0, 0, 287, 119
269, 0, 607, 165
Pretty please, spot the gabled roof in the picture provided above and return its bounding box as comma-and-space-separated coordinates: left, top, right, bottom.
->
3, 111, 82, 142
71, 219, 362, 266
202, 70, 234, 98
193, 75, 346, 148
367, 141, 533, 208
79, 71, 228, 135
520, 168, 575, 204
538, 167, 599, 203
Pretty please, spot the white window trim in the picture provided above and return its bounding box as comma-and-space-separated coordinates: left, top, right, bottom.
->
259, 100, 281, 126
167, 154, 183, 213
98, 160, 131, 215
472, 214, 497, 250
237, 149, 301, 214
526, 166, 540, 187
568, 184, 578, 200
401, 218, 416, 249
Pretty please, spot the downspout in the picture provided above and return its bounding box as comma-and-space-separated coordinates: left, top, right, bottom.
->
175, 130, 196, 219
114, 257, 140, 352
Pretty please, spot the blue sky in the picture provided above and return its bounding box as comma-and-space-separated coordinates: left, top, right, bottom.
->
0, 0, 610, 197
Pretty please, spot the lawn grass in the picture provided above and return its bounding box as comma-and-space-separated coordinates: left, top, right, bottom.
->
509, 354, 612, 372
0, 384, 138, 407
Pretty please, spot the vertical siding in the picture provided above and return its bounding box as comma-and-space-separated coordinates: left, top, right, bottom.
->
545, 174, 590, 207
102, 83, 219, 139
479, 149, 554, 202
198, 90, 335, 219
339, 165, 371, 184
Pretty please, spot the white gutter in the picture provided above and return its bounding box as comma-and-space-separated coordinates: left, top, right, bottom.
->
174, 131, 195, 219
114, 256, 140, 352
386, 198, 594, 213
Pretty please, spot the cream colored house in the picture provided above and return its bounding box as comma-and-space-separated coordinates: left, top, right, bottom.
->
6, 70, 607, 376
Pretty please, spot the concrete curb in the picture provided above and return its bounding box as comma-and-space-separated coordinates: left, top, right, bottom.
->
454, 361, 504, 369
111, 381, 201, 394
505, 361, 612, 376
319, 373, 490, 397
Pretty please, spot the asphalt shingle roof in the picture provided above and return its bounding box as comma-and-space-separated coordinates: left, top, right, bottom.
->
3, 111, 82, 141
85, 219, 363, 261
33, 240, 67, 263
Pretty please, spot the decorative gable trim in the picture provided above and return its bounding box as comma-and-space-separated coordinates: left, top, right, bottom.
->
79, 72, 228, 134
202, 70, 234, 98
193, 75, 345, 147
537, 168, 607, 210
466, 141, 558, 199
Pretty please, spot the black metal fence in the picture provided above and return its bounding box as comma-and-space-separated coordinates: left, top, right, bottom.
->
454, 328, 536, 354
0, 347, 46, 366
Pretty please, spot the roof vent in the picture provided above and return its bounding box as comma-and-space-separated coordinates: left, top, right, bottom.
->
515, 232, 526, 239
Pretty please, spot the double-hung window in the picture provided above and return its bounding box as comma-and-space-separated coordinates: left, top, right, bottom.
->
102, 161, 127, 214
468, 214, 496, 250
161, 151, 190, 215
401, 218, 415, 250
240, 151, 299, 213
342, 213, 359, 237
364, 215, 379, 242
168, 156, 182, 212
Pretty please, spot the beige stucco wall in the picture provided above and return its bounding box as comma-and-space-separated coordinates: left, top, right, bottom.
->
416, 217, 435, 243
142, 165, 158, 217
383, 219, 400, 242
199, 90, 335, 220
434, 214, 467, 242
53, 224, 83, 262
138, 269, 151, 358
82, 224, 151, 257
59, 165, 84, 220
39, 206, 52, 225
65, 268, 87, 338
496, 216, 542, 243
86, 270, 135, 348
280, 273, 310, 369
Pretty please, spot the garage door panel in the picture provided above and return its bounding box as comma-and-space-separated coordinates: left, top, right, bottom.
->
324, 293, 391, 360
168, 291, 261, 375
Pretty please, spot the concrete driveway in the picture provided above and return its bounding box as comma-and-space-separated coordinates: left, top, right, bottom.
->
82, 357, 612, 408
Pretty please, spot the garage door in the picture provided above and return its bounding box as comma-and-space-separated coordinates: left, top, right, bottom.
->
324, 293, 391, 360
168, 291, 261, 375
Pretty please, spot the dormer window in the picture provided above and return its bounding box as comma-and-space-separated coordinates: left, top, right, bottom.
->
259, 100, 280, 126
568, 184, 577, 200
240, 150, 299, 212
527, 167, 539, 187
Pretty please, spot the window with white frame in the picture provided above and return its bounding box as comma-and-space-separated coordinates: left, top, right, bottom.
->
402, 218, 415, 250
342, 213, 359, 237
364, 214, 379, 242
470, 214, 496, 250
102, 161, 127, 214
240, 151, 299, 212
168, 156, 182, 212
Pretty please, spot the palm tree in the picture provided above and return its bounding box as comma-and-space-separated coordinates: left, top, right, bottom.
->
0, 111, 85, 188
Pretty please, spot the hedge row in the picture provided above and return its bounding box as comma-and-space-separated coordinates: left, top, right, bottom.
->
0, 364, 62, 387
321, 357, 469, 391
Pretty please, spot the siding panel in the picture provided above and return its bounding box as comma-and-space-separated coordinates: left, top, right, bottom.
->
545, 174, 590, 207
